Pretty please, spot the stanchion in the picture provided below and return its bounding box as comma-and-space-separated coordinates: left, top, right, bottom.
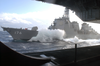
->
75, 44, 77, 63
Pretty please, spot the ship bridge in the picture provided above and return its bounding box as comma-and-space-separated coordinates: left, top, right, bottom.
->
36, 0, 100, 23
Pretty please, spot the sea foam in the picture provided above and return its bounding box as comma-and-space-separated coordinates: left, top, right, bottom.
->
63, 36, 100, 45
29, 29, 65, 42
28, 28, 100, 45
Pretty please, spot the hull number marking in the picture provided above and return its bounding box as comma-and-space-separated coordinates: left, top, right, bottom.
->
15, 31, 22, 34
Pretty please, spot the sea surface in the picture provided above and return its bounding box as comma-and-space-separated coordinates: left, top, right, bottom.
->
1, 31, 100, 54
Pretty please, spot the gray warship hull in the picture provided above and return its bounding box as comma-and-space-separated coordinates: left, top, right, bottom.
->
2, 27, 38, 40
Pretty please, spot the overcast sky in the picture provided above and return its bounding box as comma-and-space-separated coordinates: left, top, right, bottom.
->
0, 0, 100, 33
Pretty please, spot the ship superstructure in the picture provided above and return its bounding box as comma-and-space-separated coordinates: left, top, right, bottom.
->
48, 8, 100, 39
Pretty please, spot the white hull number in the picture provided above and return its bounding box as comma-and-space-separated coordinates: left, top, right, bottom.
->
15, 31, 22, 34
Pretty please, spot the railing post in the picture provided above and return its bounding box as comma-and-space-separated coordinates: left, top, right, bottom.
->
75, 44, 77, 63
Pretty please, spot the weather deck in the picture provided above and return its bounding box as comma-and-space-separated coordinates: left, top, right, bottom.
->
24, 44, 100, 66
1, 41, 100, 66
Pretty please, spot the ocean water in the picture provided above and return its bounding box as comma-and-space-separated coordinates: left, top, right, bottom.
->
1, 30, 100, 54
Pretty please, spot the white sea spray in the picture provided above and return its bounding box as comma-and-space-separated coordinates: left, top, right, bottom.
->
29, 29, 65, 42
28, 28, 100, 46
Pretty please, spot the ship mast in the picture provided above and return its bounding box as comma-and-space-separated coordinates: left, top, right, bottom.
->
63, 8, 69, 20
63, 8, 71, 27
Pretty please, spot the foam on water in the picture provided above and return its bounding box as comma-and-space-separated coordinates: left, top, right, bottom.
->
63, 36, 100, 44
8, 35, 12, 37
63, 36, 79, 43
29, 29, 65, 42
28, 29, 100, 45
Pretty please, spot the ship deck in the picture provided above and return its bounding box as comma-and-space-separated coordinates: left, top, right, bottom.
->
3, 41, 100, 66
23, 45, 100, 66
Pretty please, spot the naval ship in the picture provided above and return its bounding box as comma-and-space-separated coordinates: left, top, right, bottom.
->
48, 8, 100, 39
1, 26, 38, 40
